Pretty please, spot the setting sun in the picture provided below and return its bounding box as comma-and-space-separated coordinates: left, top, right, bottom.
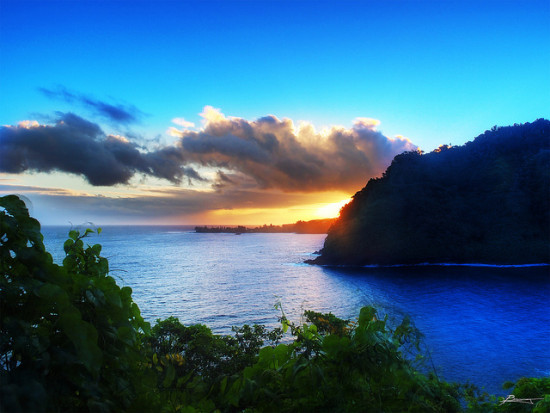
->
314, 198, 351, 219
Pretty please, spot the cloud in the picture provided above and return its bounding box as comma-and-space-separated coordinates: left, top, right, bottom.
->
39, 87, 144, 124
175, 108, 417, 192
18, 120, 40, 128
172, 117, 195, 128
0, 113, 203, 186
2, 105, 416, 194
167, 117, 196, 137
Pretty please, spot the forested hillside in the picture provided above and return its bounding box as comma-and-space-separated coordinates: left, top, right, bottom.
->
313, 119, 550, 266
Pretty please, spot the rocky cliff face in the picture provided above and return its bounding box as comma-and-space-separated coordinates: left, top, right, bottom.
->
313, 119, 550, 266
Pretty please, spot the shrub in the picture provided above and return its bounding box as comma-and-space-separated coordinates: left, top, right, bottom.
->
1, 195, 150, 412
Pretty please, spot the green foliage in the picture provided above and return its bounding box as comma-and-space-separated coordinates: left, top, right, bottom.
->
303, 309, 351, 336
316, 119, 550, 265
2, 195, 548, 412
1, 195, 151, 412
464, 377, 550, 412
189, 305, 463, 412
146, 317, 282, 381
143, 316, 283, 411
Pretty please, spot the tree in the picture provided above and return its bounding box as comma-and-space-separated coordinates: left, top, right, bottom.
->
1, 195, 150, 412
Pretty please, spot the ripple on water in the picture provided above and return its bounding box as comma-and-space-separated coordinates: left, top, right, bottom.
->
41, 226, 550, 396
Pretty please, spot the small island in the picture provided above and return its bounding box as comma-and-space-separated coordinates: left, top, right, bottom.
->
311, 119, 550, 266
195, 218, 336, 234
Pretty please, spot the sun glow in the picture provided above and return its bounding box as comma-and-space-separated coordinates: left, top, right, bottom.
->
197, 196, 353, 226
314, 198, 351, 218
201, 207, 309, 226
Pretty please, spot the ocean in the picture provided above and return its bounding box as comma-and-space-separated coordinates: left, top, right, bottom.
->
41, 225, 550, 396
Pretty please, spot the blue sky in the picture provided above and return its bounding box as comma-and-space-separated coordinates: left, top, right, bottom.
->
1, 0, 549, 225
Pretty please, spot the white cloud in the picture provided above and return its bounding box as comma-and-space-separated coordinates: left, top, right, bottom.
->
172, 117, 195, 128
17, 120, 40, 129
200, 105, 226, 123
177, 106, 417, 192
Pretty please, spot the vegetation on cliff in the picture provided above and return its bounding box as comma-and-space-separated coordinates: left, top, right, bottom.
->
2, 195, 549, 412
314, 119, 550, 266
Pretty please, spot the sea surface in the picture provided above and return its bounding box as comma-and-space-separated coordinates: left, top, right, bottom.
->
42, 225, 550, 396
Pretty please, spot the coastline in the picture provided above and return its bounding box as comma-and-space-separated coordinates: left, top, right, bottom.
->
306, 260, 550, 269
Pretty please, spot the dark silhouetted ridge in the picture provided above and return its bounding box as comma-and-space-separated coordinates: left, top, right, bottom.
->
312, 119, 550, 266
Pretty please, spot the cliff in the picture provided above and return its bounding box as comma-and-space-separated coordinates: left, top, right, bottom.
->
312, 119, 550, 266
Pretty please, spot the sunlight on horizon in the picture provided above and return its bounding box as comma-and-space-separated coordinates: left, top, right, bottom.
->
314, 199, 351, 219
204, 207, 329, 226
198, 198, 352, 226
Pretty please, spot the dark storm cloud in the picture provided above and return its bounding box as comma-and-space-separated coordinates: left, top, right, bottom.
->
0, 114, 203, 186
39, 87, 144, 124
176, 107, 417, 192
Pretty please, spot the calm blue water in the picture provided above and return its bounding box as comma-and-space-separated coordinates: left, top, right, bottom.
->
42, 225, 550, 395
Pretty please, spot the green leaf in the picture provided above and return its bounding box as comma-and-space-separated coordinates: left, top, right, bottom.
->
130, 302, 141, 319
121, 286, 133, 298
323, 334, 347, 356
273, 343, 290, 363
98, 257, 108, 275
63, 239, 74, 254
85, 289, 99, 306
162, 364, 176, 388
34, 283, 67, 303
91, 244, 102, 256
220, 376, 228, 394
105, 290, 122, 308
117, 326, 136, 346
358, 306, 377, 327
59, 311, 102, 376
282, 317, 289, 333
0, 195, 30, 220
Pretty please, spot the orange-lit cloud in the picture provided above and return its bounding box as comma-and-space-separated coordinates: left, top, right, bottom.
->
174, 107, 416, 193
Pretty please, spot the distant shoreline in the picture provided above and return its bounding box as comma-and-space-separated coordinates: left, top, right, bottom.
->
195, 218, 336, 234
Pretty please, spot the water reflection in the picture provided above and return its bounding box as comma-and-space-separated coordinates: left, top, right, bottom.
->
319, 265, 550, 394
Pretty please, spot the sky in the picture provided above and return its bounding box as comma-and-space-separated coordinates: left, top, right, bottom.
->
1, 0, 549, 225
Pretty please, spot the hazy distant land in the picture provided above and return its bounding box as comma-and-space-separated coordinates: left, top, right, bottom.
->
195, 218, 336, 234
